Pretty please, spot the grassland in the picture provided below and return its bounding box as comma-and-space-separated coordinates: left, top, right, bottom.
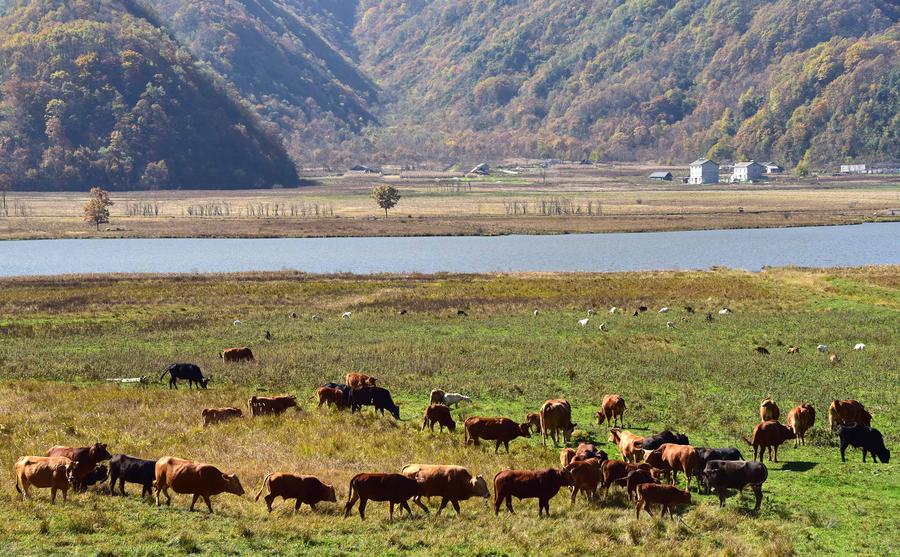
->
1, 164, 898, 239
0, 268, 898, 556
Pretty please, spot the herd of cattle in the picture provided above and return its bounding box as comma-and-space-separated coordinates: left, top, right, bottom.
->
14, 362, 891, 521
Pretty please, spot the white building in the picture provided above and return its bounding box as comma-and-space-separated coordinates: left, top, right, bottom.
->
840, 164, 866, 174
731, 161, 765, 182
688, 158, 719, 184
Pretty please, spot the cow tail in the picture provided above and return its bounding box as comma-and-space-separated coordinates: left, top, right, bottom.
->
346, 477, 356, 504
254, 473, 272, 501
539, 408, 547, 443
740, 435, 754, 447
160, 365, 172, 382
14, 478, 21, 494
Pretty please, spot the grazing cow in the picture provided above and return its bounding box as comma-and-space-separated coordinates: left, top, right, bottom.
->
80, 464, 108, 489
788, 346, 800, 354
742, 420, 795, 462
109, 454, 156, 497
608, 429, 644, 462
540, 399, 576, 446
635, 483, 690, 520
702, 460, 768, 512
838, 424, 890, 463
442, 393, 472, 407
160, 363, 208, 389
344, 473, 419, 520
694, 447, 744, 492
493, 468, 573, 516
786, 404, 816, 446
525, 412, 542, 433
755, 346, 770, 355
349, 386, 400, 419
154, 457, 245, 513
829, 352, 839, 365
828, 399, 872, 430
853, 343, 865, 350
220, 347, 254, 362
401, 464, 489, 516
346, 373, 376, 389
14, 456, 78, 504
642, 430, 690, 451
249, 395, 298, 417
316, 387, 348, 409
601, 460, 655, 497
595, 394, 627, 428
201, 407, 242, 427
563, 458, 603, 503
324, 383, 352, 406
617, 468, 660, 501
643, 443, 700, 490
464, 417, 531, 453
46, 443, 112, 492
255, 473, 337, 512
429, 389, 446, 405
760, 398, 780, 422
422, 404, 456, 433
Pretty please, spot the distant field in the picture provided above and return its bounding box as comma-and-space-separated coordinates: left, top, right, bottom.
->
1, 164, 898, 239
0, 268, 898, 556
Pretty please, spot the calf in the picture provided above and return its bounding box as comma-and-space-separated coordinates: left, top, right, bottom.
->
343, 473, 419, 520
743, 420, 795, 462
635, 483, 691, 520
838, 424, 890, 463
154, 456, 245, 513
316, 387, 348, 409
422, 404, 456, 433
608, 429, 644, 462
618, 468, 659, 501
109, 454, 156, 497
540, 399, 576, 446
324, 383, 352, 406
464, 417, 531, 453
760, 398, 780, 422
401, 464, 489, 516
221, 347, 254, 362
161, 363, 208, 389
595, 394, 626, 428
346, 373, 376, 389
601, 460, 654, 497
46, 443, 112, 492
202, 407, 243, 427
564, 458, 603, 503
429, 389, 446, 405
828, 399, 871, 430
80, 464, 108, 489
350, 386, 400, 419
695, 447, 744, 492
642, 430, 690, 451
702, 460, 768, 512
786, 404, 816, 446
249, 395, 298, 417
643, 443, 700, 491
493, 468, 573, 516
14, 456, 78, 504
255, 473, 336, 512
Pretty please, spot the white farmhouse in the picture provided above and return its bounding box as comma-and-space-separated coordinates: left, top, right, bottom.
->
731, 161, 765, 182
688, 158, 719, 184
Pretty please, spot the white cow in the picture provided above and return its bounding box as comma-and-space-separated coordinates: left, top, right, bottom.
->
817, 344, 828, 353
658, 307, 669, 313
341, 312, 352, 320
578, 318, 590, 327
442, 393, 471, 407
853, 343, 865, 350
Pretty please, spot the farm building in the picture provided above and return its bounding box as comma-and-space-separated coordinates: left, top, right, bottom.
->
688, 158, 719, 184
648, 171, 673, 181
762, 162, 783, 173
349, 165, 379, 174
469, 163, 490, 175
731, 161, 765, 182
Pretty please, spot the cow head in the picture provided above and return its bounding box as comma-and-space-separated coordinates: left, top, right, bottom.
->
367, 377, 377, 387
563, 422, 577, 442
224, 474, 245, 496
322, 483, 337, 503
91, 443, 112, 462
83, 464, 109, 487
518, 422, 532, 438
779, 423, 796, 441
595, 411, 606, 426
199, 376, 210, 389
643, 449, 664, 469
525, 413, 541, 432
389, 404, 400, 420
555, 467, 574, 487
446, 419, 457, 433
469, 475, 490, 498
63, 460, 80, 485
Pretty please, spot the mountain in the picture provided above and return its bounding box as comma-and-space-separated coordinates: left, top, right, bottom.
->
0, 0, 298, 190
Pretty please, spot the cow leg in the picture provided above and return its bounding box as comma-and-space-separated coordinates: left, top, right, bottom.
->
773, 446, 778, 463
505, 495, 514, 514
358, 498, 367, 520
862, 449, 868, 463
718, 488, 726, 508
504, 441, 510, 453
389, 502, 395, 520
635, 500, 643, 519
840, 442, 847, 462
400, 500, 413, 516
266, 494, 277, 512
451, 500, 461, 516
436, 497, 449, 515
413, 496, 430, 514
752, 485, 762, 512
203, 495, 213, 513
50, 487, 57, 504
190, 494, 200, 511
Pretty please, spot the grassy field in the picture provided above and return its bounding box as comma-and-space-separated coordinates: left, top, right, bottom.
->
1, 163, 898, 239
0, 268, 898, 556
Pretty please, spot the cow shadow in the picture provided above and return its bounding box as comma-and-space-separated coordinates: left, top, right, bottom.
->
779, 461, 816, 472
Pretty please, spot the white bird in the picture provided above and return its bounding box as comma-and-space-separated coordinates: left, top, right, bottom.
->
854, 343, 865, 350
609, 306, 617, 313
666, 321, 675, 329
341, 311, 352, 319
587, 308, 597, 316
658, 307, 669, 313
817, 344, 828, 353
533, 309, 539, 316
719, 308, 731, 315
233, 320, 242, 326
578, 318, 590, 327
598, 322, 608, 331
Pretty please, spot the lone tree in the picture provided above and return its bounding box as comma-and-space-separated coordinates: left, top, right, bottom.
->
371, 185, 400, 218
83, 187, 114, 230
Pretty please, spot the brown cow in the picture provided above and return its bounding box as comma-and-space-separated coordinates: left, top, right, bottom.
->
560, 443, 606, 467
608, 429, 644, 462
525, 412, 542, 433
343, 473, 419, 520
422, 404, 456, 433
201, 407, 242, 427
563, 458, 603, 503
255, 473, 336, 512
464, 417, 531, 453
600, 460, 654, 497
618, 468, 660, 501
46, 443, 111, 491
346, 373, 376, 389
429, 389, 446, 405
492, 468, 573, 516
400, 464, 489, 516
786, 404, 816, 446
153, 457, 245, 513
760, 397, 780, 422
829, 352, 839, 365
635, 483, 691, 520
743, 420, 796, 462
249, 395, 298, 417
828, 399, 872, 430
221, 347, 254, 362
595, 394, 626, 428
642, 443, 700, 490
787, 346, 800, 354
14, 456, 78, 504
560, 448, 577, 468
540, 399, 576, 446
316, 387, 347, 409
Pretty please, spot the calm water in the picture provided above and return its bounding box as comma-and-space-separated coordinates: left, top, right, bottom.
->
1, 223, 898, 276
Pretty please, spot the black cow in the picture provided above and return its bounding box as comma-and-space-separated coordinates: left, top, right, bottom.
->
350, 386, 400, 419
109, 454, 157, 497
160, 363, 208, 389
324, 383, 352, 406
702, 460, 768, 512
695, 447, 744, 492
642, 430, 690, 451
838, 424, 890, 463
81, 464, 109, 489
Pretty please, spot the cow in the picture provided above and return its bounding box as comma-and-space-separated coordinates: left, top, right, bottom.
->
642, 430, 690, 451
828, 399, 872, 430
255, 473, 337, 512
595, 394, 627, 428
492, 468, 573, 516
464, 417, 531, 453
525, 412, 542, 433
694, 447, 744, 492
643, 443, 700, 491
220, 347, 254, 363
153, 457, 245, 513
442, 393, 472, 407
349, 386, 400, 419
346, 373, 376, 389
539, 399, 576, 446
838, 424, 890, 463
635, 483, 691, 520
702, 460, 768, 512
563, 458, 603, 503
760, 397, 780, 422
400, 464, 489, 516
202, 407, 243, 427
786, 404, 816, 446
608, 429, 644, 462
429, 389, 446, 405
14, 456, 78, 504
343, 473, 419, 520
742, 420, 795, 462
46, 443, 112, 492
422, 404, 456, 433
324, 383, 352, 406
80, 464, 108, 489
316, 387, 348, 410
109, 454, 156, 497
560, 448, 576, 468
160, 363, 208, 389
249, 395, 298, 417
788, 346, 800, 354
617, 468, 660, 501
601, 460, 655, 497
560, 444, 608, 467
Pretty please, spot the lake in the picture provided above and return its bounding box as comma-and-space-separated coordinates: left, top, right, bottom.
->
1, 223, 898, 276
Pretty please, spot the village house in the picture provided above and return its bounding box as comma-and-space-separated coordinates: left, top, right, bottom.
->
731, 161, 765, 182
648, 171, 673, 181
688, 158, 719, 184
762, 162, 783, 173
